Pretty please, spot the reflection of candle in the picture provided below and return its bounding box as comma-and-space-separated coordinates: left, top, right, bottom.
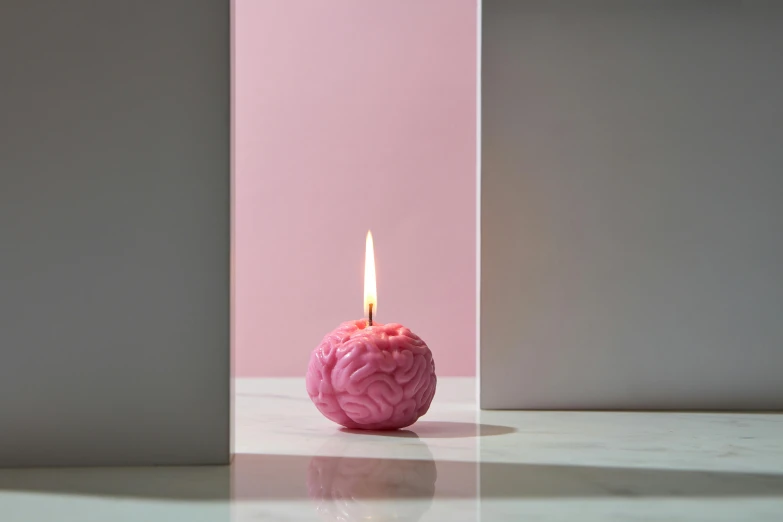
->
306, 231, 437, 430
308, 434, 437, 522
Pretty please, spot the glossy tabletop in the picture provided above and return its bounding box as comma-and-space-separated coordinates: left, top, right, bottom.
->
1, 378, 782, 521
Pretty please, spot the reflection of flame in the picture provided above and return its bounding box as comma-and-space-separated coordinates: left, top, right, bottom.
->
307, 435, 437, 522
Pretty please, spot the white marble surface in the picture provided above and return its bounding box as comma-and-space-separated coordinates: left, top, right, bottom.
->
1, 377, 782, 521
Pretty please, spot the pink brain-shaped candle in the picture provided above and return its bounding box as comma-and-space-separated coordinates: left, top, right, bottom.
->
307, 320, 437, 430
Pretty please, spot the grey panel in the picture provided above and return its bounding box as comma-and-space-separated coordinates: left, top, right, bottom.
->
481, 1, 783, 410
0, 0, 230, 465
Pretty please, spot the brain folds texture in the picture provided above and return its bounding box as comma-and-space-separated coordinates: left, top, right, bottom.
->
306, 320, 437, 430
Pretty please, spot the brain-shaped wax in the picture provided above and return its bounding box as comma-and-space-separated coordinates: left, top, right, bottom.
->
306, 320, 437, 430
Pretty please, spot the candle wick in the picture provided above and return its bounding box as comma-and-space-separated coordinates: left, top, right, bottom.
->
368, 303, 373, 327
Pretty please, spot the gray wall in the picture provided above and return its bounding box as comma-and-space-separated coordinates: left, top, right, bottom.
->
0, 0, 231, 465
481, 1, 783, 409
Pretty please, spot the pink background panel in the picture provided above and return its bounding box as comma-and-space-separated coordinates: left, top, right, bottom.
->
234, 0, 477, 376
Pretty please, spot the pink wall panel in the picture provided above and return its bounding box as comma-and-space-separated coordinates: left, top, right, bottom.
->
234, 0, 477, 376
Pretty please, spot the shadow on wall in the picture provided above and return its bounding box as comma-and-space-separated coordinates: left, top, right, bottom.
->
1, 431, 783, 502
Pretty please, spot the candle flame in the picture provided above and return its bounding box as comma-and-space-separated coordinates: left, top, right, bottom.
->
364, 230, 377, 320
